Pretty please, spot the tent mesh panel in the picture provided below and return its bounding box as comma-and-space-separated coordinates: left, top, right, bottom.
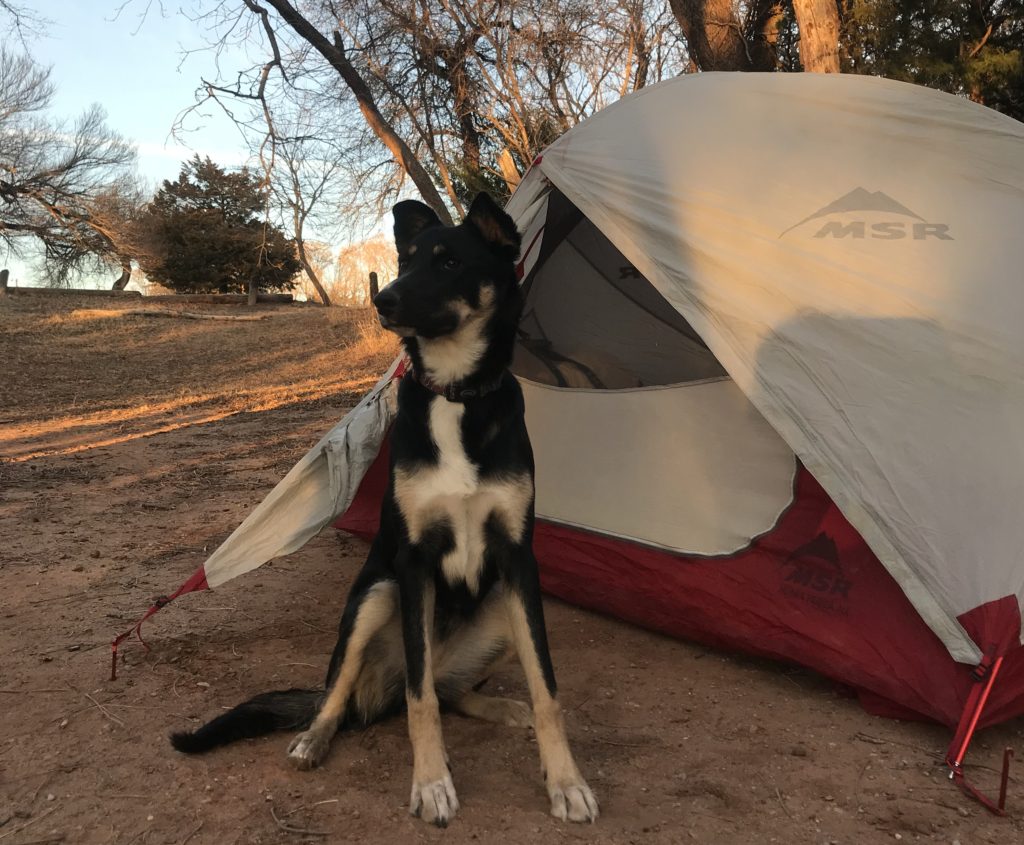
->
512, 190, 725, 389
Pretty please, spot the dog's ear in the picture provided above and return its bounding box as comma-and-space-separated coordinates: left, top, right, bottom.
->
392, 200, 443, 255
466, 193, 521, 261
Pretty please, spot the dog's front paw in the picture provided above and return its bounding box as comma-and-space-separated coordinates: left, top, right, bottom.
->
548, 777, 598, 823
409, 774, 459, 827
287, 728, 331, 770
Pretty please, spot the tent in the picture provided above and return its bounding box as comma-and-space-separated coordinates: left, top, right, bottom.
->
115, 72, 1024, 810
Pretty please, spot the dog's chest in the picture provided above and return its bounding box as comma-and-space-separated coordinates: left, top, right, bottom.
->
395, 398, 530, 593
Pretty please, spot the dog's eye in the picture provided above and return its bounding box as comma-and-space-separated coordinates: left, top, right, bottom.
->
443, 256, 460, 270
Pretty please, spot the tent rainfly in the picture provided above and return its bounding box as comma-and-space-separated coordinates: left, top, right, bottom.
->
115, 72, 1024, 813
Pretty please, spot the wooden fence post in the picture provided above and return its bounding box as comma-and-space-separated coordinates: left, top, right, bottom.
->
0, 269, 9, 296
368, 271, 379, 303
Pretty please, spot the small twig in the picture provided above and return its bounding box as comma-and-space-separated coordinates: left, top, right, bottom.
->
182, 606, 238, 612
854, 731, 1019, 783
269, 805, 328, 837
35, 642, 105, 654
102, 703, 199, 720
569, 692, 593, 712
961, 760, 1020, 782
83, 692, 125, 727
282, 799, 339, 819
853, 732, 939, 758
297, 620, 331, 634
94, 794, 149, 800
180, 821, 204, 845
900, 793, 967, 812
590, 735, 657, 748
774, 786, 795, 820
28, 770, 56, 805
853, 732, 888, 746
581, 713, 647, 730
0, 806, 58, 841
10, 837, 65, 845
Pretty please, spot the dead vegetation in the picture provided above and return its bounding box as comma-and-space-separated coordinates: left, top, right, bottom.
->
0, 295, 397, 459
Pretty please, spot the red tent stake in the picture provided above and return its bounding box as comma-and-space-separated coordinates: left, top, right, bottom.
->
945, 655, 1013, 815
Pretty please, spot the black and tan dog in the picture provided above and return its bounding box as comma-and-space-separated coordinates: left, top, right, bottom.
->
171, 194, 598, 826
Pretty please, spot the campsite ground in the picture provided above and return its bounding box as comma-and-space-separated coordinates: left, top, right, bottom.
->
1, 292, 1021, 845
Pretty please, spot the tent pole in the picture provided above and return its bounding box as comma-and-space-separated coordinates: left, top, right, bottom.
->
945, 655, 1012, 815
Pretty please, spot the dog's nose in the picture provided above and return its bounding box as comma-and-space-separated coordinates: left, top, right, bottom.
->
373, 288, 399, 319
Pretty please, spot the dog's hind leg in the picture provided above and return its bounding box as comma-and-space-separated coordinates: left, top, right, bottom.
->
287, 577, 397, 770
400, 570, 459, 827
452, 690, 533, 728
500, 547, 598, 823
433, 588, 532, 728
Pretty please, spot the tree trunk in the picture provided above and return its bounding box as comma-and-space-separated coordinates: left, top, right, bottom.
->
293, 228, 331, 306
497, 149, 521, 194
446, 51, 483, 185
247, 279, 258, 307
297, 255, 331, 306
791, 0, 841, 73
261, 0, 453, 225
668, 0, 775, 71
760, 2, 786, 54
111, 261, 131, 290
368, 271, 379, 303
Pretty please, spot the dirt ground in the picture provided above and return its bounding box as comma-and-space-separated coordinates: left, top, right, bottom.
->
1, 292, 1021, 845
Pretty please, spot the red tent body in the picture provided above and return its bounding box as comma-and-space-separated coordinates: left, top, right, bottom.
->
337, 443, 1024, 732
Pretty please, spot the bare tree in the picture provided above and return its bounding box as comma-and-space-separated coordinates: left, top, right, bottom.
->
332, 234, 397, 305
165, 0, 686, 233
274, 141, 338, 306
174, 1, 429, 306
347, 0, 684, 197
0, 0, 48, 43
0, 52, 141, 287
292, 238, 335, 300
255, 0, 455, 223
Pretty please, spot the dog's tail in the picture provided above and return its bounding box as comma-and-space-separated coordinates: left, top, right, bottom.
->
170, 688, 321, 754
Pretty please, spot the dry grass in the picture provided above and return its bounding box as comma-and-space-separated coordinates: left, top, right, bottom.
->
0, 295, 398, 460
341, 307, 400, 365
41, 307, 134, 325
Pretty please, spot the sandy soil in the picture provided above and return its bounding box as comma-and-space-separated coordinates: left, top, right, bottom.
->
1, 292, 1021, 845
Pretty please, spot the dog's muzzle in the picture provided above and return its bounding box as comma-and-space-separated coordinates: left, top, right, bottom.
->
373, 288, 399, 321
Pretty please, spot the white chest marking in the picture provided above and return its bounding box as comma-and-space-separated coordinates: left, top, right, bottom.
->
394, 398, 532, 593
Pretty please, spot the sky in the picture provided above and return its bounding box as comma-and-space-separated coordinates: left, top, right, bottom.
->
3, 0, 260, 287
31, 0, 249, 185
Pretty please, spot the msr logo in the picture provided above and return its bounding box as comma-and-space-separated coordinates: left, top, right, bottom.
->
779, 187, 953, 241
779, 533, 852, 616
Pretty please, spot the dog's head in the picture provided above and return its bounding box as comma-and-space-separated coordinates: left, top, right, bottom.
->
373, 194, 522, 340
